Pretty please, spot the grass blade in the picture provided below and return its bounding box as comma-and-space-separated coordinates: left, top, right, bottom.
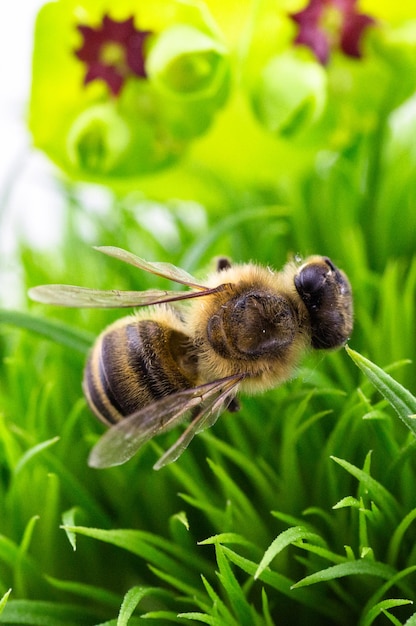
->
45, 576, 121, 609
362, 599, 413, 626
0, 310, 93, 354
14, 437, 60, 476
142, 611, 186, 623
255, 526, 325, 579
0, 599, 99, 625
292, 559, 397, 589
178, 613, 230, 625
346, 347, 416, 435
61, 526, 199, 584
117, 587, 148, 626
220, 545, 342, 622
0, 589, 11, 616
215, 543, 253, 626
330, 455, 401, 524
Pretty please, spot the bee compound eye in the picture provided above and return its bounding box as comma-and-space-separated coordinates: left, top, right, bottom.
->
294, 264, 327, 297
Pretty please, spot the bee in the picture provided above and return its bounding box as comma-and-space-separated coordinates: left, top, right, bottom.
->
29, 247, 353, 470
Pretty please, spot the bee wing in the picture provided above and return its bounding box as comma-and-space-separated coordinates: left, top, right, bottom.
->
28, 284, 223, 308
153, 380, 241, 470
88, 375, 243, 469
29, 247, 229, 307
95, 246, 207, 289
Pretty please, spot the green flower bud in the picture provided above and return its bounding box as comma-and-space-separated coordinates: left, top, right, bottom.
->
66, 104, 130, 174
253, 51, 327, 136
29, 1, 230, 183
146, 24, 228, 99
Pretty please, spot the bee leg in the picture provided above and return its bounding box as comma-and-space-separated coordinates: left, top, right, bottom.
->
227, 397, 240, 413
216, 257, 232, 271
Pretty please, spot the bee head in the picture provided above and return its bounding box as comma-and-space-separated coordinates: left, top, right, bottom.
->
294, 256, 353, 349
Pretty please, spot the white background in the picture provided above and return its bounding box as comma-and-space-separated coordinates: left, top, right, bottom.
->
0, 1, 65, 258
0, 2, 72, 306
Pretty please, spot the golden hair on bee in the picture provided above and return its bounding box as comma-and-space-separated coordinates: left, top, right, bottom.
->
185, 261, 311, 394
29, 247, 353, 470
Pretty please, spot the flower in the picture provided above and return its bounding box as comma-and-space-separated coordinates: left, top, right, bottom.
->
253, 51, 327, 136
29, 0, 231, 182
75, 15, 152, 96
290, 0, 375, 64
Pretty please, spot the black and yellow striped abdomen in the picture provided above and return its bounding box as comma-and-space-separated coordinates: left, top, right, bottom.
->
83, 308, 198, 425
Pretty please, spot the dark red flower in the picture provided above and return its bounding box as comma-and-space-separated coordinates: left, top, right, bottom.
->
75, 15, 152, 95
290, 0, 375, 64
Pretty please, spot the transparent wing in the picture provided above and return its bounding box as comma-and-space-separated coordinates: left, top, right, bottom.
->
95, 246, 207, 289
28, 246, 229, 307
28, 284, 224, 308
153, 380, 241, 470
88, 375, 243, 469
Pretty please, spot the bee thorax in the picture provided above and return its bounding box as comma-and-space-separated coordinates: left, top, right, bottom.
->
207, 292, 296, 360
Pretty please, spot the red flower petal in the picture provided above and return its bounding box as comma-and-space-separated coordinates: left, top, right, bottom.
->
290, 0, 375, 64
84, 63, 124, 95
294, 24, 330, 64
75, 14, 152, 95
101, 15, 136, 43
340, 12, 375, 58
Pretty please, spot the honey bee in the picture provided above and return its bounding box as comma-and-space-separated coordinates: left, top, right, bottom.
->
29, 247, 353, 470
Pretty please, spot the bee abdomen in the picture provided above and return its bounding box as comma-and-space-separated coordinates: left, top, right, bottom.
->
83, 318, 196, 425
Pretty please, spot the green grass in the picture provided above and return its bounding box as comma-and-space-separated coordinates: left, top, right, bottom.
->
1, 138, 416, 626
